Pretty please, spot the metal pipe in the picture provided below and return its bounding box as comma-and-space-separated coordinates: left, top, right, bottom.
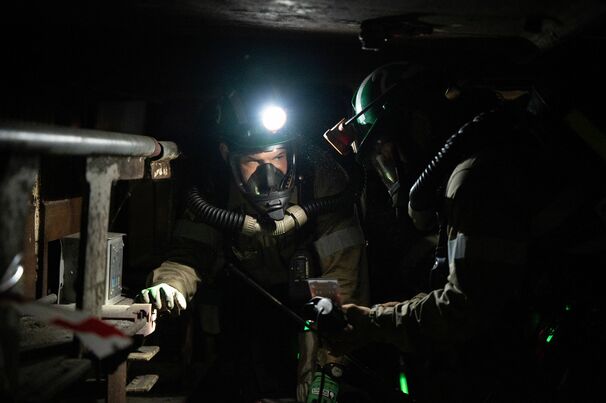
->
226, 263, 307, 327
0, 121, 161, 157
154, 141, 180, 161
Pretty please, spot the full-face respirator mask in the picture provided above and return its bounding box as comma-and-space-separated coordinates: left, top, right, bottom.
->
227, 144, 297, 221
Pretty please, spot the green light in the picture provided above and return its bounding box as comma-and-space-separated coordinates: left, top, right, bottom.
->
565, 305, 572, 312
297, 352, 301, 360
546, 326, 556, 343
399, 372, 409, 395
304, 320, 312, 332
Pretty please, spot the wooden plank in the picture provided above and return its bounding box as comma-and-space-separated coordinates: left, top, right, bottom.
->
19, 315, 73, 351
128, 346, 160, 362
42, 243, 49, 299
43, 197, 82, 241
22, 200, 38, 299
40, 197, 82, 298
107, 361, 127, 403
18, 356, 91, 401
126, 374, 159, 393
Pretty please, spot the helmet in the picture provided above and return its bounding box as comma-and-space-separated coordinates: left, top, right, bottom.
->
216, 88, 297, 221
352, 62, 424, 147
351, 62, 424, 212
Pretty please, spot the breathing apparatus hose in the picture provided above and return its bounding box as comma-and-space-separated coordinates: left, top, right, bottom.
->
301, 159, 366, 218
185, 161, 365, 237
408, 111, 501, 231
186, 188, 245, 233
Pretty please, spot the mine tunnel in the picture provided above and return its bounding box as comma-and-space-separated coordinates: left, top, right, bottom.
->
1, 2, 606, 402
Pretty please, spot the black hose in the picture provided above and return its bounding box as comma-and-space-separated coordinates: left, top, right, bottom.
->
300, 189, 350, 218
186, 159, 366, 234
186, 187, 246, 233
300, 160, 366, 218
408, 111, 499, 213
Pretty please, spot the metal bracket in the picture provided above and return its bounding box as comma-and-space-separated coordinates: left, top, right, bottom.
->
148, 141, 179, 180
81, 156, 145, 316
101, 303, 157, 337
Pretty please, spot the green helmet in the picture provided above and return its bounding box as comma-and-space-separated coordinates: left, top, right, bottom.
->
349, 62, 425, 212
352, 62, 424, 146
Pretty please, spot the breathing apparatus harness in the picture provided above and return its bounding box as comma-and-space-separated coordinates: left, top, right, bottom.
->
190, 87, 365, 238
407, 108, 513, 288
185, 151, 365, 238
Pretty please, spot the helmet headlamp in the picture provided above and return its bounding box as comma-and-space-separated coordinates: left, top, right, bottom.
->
261, 105, 287, 132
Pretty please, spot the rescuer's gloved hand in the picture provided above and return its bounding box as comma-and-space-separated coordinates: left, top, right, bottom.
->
325, 304, 374, 356
140, 283, 187, 312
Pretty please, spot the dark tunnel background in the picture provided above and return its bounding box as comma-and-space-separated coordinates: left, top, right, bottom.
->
2, 2, 606, 401
0, 7, 411, 397
0, 4, 429, 303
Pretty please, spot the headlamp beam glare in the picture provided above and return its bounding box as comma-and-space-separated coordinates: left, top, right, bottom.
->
261, 105, 287, 132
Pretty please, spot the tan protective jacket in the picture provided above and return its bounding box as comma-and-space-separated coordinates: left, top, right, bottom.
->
149, 161, 369, 308
368, 136, 543, 400
371, 149, 530, 347
149, 154, 369, 401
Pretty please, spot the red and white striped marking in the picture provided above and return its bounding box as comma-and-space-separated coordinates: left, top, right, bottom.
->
16, 302, 132, 359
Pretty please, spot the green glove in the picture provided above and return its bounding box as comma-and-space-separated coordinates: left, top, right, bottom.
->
140, 283, 187, 311
306, 363, 343, 403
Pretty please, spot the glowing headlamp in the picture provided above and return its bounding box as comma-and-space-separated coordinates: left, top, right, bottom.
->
261, 105, 287, 132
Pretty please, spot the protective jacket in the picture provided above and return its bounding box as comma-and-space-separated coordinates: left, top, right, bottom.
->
370, 107, 557, 401
149, 148, 369, 400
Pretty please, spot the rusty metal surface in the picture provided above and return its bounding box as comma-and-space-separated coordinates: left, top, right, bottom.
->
22, 192, 38, 299
157, 141, 180, 161
0, 155, 37, 399
116, 157, 146, 180
150, 159, 172, 180
0, 153, 38, 287
0, 121, 160, 157
0, 109, 174, 403
81, 157, 119, 316
81, 156, 147, 316
101, 303, 157, 337
104, 318, 148, 337
150, 141, 179, 180
53, 302, 156, 336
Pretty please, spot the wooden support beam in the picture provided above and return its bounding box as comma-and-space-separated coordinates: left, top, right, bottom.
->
43, 198, 82, 242
107, 361, 127, 403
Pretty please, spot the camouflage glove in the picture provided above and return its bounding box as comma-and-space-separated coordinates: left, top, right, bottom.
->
140, 283, 187, 312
